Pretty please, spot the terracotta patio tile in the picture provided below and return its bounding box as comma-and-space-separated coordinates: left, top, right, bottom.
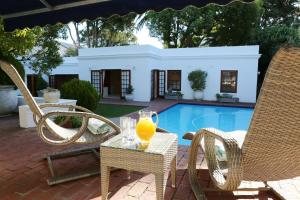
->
140, 190, 156, 200
110, 186, 131, 200
173, 183, 192, 199
0, 113, 290, 200
127, 181, 149, 197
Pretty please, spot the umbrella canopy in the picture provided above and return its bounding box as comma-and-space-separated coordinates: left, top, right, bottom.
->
1, 0, 253, 31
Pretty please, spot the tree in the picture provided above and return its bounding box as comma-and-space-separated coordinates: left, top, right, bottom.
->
259, 0, 299, 27
138, 6, 217, 48
0, 19, 37, 56
64, 47, 78, 57
251, 0, 300, 94
65, 13, 137, 49
0, 19, 64, 76
26, 25, 63, 75
208, 1, 260, 46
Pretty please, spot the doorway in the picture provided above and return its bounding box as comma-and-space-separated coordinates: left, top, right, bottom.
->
27, 74, 38, 96
103, 70, 121, 99
151, 70, 165, 99
91, 69, 131, 99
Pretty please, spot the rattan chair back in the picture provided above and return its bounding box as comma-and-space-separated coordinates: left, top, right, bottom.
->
0, 60, 44, 118
242, 47, 300, 181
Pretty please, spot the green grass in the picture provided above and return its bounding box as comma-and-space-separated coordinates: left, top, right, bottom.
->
95, 104, 144, 118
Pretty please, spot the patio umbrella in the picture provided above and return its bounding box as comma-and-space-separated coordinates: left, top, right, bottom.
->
1, 0, 253, 31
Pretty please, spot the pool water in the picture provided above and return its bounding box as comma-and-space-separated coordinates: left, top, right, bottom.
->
155, 104, 253, 145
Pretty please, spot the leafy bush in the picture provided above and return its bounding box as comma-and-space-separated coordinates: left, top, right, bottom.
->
188, 70, 207, 91
36, 76, 48, 91
60, 79, 100, 111
54, 116, 82, 128
126, 84, 134, 94
0, 51, 25, 86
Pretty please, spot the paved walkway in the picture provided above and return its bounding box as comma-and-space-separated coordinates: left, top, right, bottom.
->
0, 115, 293, 200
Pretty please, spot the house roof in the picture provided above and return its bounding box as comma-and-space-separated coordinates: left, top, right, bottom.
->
1, 0, 253, 31
77, 45, 260, 60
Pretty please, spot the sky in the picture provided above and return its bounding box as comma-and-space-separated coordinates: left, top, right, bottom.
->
134, 26, 163, 48
61, 23, 163, 49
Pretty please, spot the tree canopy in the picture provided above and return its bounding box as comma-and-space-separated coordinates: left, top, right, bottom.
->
26, 25, 64, 75
64, 13, 137, 49
137, 6, 217, 48
0, 20, 63, 75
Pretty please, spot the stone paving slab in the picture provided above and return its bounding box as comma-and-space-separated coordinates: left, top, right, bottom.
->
0, 115, 296, 200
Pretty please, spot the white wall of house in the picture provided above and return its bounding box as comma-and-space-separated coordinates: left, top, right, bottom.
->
24, 45, 260, 103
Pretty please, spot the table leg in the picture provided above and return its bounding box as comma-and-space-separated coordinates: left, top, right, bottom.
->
171, 156, 176, 188
127, 170, 131, 180
101, 165, 110, 200
155, 173, 164, 200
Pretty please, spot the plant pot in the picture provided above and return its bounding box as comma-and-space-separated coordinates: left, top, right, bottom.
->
43, 90, 61, 103
193, 90, 204, 100
125, 94, 134, 101
0, 85, 17, 115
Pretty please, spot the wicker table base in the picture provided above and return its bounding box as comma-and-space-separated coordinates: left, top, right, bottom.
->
100, 132, 178, 200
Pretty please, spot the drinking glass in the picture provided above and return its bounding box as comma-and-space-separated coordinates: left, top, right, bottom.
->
127, 118, 136, 143
120, 117, 130, 143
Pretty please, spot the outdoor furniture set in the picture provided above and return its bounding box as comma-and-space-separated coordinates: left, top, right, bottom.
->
0, 46, 299, 199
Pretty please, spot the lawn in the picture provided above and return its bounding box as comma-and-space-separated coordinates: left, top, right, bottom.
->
95, 103, 144, 118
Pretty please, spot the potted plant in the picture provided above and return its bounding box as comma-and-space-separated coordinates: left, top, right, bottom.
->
43, 87, 61, 103
188, 70, 207, 100
125, 84, 134, 101
0, 51, 25, 115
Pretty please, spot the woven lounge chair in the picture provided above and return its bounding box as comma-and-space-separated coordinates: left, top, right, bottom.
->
184, 47, 300, 199
0, 59, 122, 185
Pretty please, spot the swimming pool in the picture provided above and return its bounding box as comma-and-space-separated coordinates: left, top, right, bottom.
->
155, 104, 253, 145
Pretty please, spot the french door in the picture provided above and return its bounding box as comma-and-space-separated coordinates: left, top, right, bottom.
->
91, 70, 103, 95
121, 70, 131, 98
91, 69, 131, 98
151, 70, 165, 99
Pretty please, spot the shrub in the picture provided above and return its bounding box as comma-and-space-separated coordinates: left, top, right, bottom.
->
188, 70, 207, 91
0, 51, 25, 86
60, 79, 100, 111
126, 84, 134, 94
54, 116, 82, 128
36, 76, 48, 91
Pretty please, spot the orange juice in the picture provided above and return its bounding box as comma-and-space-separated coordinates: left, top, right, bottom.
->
136, 118, 156, 143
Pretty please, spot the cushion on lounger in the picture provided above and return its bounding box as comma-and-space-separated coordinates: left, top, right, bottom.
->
88, 118, 112, 135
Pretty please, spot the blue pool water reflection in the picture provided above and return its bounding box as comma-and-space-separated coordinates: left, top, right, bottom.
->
155, 104, 253, 145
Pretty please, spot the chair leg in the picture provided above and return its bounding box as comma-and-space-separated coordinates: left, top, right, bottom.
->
45, 146, 100, 186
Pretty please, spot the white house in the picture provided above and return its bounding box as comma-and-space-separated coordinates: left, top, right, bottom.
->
24, 45, 260, 103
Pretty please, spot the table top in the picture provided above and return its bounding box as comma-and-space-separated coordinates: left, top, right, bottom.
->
101, 132, 178, 155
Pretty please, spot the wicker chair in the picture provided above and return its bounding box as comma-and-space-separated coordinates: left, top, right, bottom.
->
184, 47, 300, 199
0, 59, 122, 185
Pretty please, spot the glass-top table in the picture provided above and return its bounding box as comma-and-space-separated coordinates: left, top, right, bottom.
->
101, 132, 178, 154
100, 132, 178, 200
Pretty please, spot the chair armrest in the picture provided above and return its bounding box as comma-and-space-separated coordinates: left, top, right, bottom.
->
183, 132, 195, 140
33, 104, 93, 125
36, 110, 121, 145
188, 128, 243, 197
39, 104, 93, 113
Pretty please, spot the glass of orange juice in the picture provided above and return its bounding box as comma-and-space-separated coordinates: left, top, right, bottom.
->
136, 110, 158, 147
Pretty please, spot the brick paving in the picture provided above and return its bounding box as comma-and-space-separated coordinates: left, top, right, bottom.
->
0, 114, 292, 200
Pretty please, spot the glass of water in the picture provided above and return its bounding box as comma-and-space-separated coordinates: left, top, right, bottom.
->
128, 118, 137, 143
120, 117, 130, 143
